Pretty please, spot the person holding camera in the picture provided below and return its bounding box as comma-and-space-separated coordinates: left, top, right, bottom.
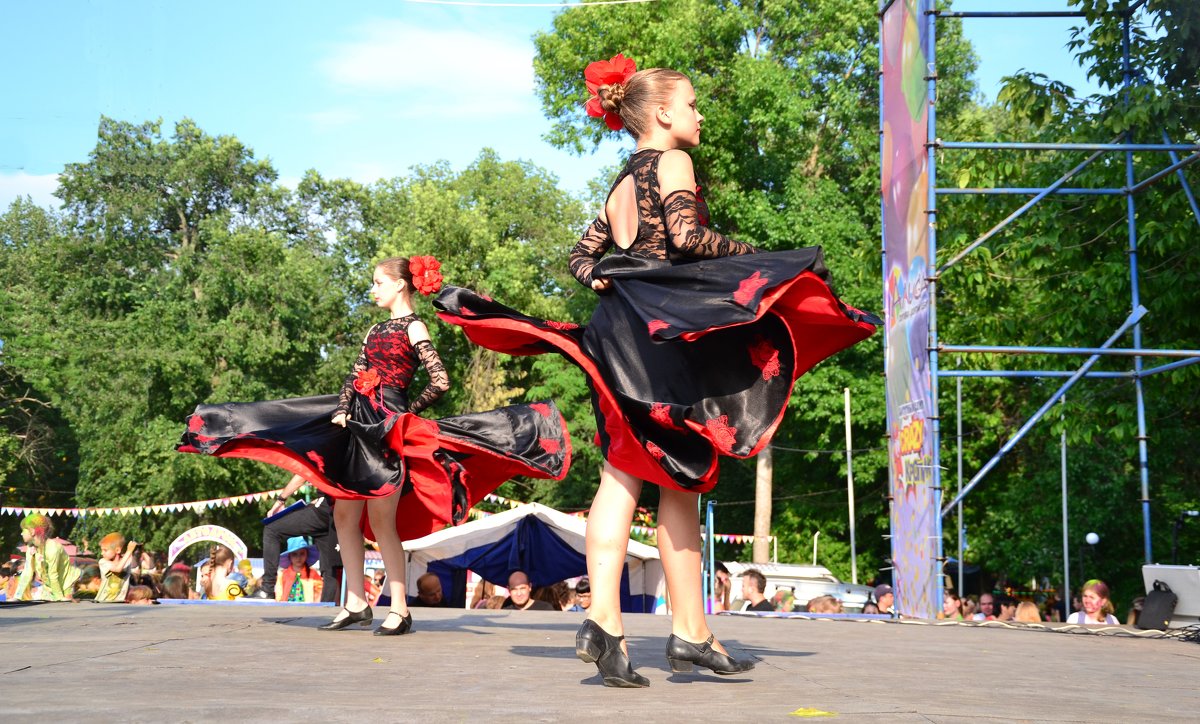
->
96, 532, 139, 603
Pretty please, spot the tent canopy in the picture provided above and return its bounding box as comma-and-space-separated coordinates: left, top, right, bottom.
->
404, 503, 664, 612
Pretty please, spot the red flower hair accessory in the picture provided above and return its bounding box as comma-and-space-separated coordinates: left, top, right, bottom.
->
585, 53, 637, 131
410, 255, 443, 296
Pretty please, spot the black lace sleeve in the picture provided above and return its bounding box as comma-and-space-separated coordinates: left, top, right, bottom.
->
408, 340, 450, 415
569, 216, 613, 288
334, 340, 371, 418
662, 189, 757, 258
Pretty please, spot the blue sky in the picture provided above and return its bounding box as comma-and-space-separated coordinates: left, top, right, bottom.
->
0, 0, 1103, 211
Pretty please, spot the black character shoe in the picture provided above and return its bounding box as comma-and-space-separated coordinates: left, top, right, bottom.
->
374, 611, 413, 636
318, 605, 373, 631
665, 634, 755, 675
575, 619, 650, 688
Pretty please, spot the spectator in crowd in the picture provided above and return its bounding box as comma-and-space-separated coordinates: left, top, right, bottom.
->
771, 588, 796, 613
96, 533, 139, 603
161, 571, 196, 600
471, 580, 495, 609
569, 577, 592, 612
276, 537, 323, 603
126, 585, 155, 604
972, 593, 997, 621
805, 595, 844, 614
861, 601, 879, 614
740, 569, 774, 612
13, 513, 78, 601
710, 561, 732, 612
0, 562, 12, 601
534, 581, 571, 610
502, 570, 555, 610
485, 594, 507, 610
873, 584, 894, 615
1066, 579, 1120, 625
941, 592, 964, 620
368, 569, 386, 605
995, 595, 1018, 622
205, 544, 244, 601
1015, 601, 1042, 623
961, 595, 978, 619
1125, 595, 1145, 626
74, 565, 103, 600
410, 572, 446, 607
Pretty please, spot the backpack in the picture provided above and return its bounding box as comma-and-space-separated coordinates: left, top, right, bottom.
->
1137, 579, 1178, 631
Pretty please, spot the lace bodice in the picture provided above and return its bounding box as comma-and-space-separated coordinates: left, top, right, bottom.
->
335, 315, 450, 416
569, 149, 757, 287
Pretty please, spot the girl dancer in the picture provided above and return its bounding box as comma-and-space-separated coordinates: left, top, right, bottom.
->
180, 255, 571, 634
436, 56, 878, 685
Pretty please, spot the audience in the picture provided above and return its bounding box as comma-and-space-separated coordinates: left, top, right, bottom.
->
740, 569, 774, 612
805, 594, 844, 614
568, 577, 591, 612
1066, 579, 1120, 625
96, 533, 139, 603
275, 537, 322, 603
941, 592, 964, 620
972, 593, 997, 621
410, 572, 446, 607
501, 570, 555, 610
1015, 601, 1042, 623
471, 580, 495, 609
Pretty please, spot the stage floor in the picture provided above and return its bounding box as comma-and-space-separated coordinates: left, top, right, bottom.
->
2, 603, 1197, 722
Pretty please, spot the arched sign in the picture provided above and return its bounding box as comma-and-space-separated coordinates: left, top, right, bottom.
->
167, 525, 247, 565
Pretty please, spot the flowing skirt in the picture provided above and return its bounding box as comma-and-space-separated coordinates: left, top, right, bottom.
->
434, 249, 878, 493
178, 385, 571, 540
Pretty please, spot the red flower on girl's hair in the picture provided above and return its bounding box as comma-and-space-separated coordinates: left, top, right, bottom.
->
585, 53, 637, 131
410, 255, 443, 296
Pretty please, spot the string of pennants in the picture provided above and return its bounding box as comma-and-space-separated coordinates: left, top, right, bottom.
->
0, 489, 285, 518
3, 488, 773, 545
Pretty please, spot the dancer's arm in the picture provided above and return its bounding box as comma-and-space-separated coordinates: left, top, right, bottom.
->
407, 320, 450, 415
333, 327, 375, 424
569, 215, 614, 290
659, 150, 756, 258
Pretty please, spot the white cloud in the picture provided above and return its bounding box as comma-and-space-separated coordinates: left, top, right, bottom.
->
0, 172, 61, 212
318, 20, 536, 116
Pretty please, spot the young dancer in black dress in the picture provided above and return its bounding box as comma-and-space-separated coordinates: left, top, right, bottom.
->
180, 255, 571, 634
436, 56, 878, 685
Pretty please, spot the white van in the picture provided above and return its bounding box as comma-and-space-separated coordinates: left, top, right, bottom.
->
723, 561, 874, 613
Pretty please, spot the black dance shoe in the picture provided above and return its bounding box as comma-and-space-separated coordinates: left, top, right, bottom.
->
318, 605, 372, 631
665, 634, 755, 675
374, 611, 413, 636
575, 619, 650, 688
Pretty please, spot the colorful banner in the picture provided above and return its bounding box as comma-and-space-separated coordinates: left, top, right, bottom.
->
882, 0, 938, 618
0, 489, 283, 518
167, 525, 248, 565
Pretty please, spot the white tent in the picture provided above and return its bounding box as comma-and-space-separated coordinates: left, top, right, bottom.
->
403, 503, 665, 613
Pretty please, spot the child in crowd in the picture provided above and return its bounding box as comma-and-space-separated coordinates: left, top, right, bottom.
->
126, 585, 155, 604
205, 544, 245, 601
13, 513, 78, 601
96, 532, 139, 603
275, 537, 323, 602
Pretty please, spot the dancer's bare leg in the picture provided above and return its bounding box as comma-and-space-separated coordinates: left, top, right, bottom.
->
586, 461, 641, 651
367, 492, 409, 624
657, 486, 730, 655
332, 499, 368, 617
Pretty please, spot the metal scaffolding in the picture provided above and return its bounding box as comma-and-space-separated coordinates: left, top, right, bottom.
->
921, 3, 1200, 600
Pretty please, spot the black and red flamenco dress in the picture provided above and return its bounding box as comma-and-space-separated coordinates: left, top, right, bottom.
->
434, 148, 878, 494
178, 315, 570, 540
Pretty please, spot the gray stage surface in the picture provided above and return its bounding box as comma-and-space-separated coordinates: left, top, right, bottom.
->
2, 602, 1197, 722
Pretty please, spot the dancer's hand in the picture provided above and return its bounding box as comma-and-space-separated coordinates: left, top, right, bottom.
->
591, 277, 612, 292
331, 412, 348, 427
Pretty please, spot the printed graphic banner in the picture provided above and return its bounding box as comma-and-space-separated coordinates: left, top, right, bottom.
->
882, 0, 938, 618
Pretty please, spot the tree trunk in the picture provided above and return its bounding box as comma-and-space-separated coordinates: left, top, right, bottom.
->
753, 444, 773, 563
